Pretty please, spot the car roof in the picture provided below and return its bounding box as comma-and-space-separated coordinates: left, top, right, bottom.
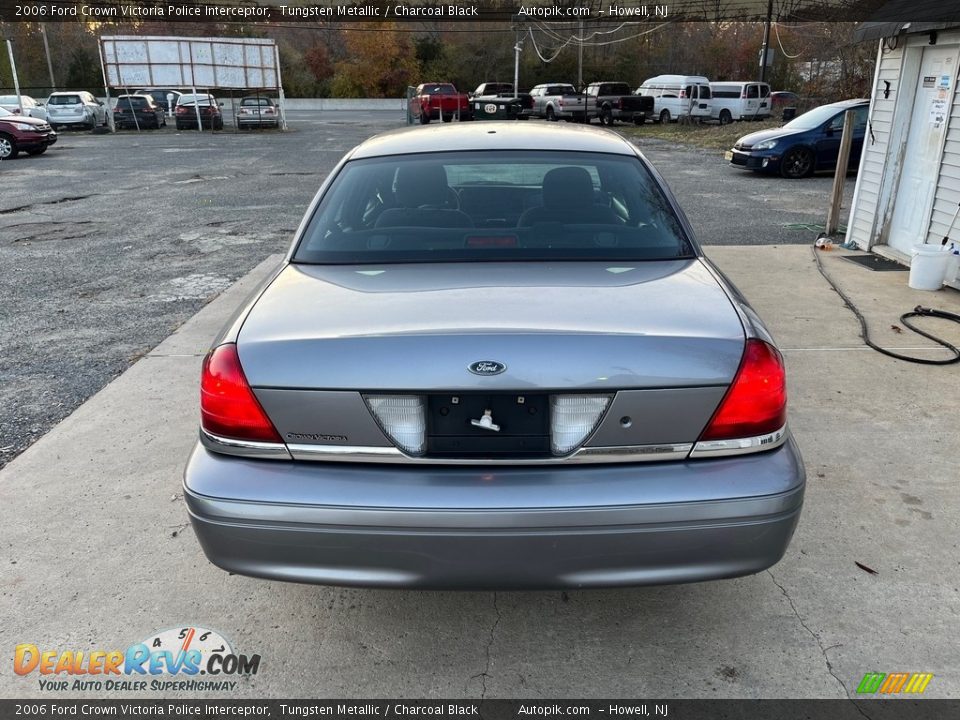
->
823, 99, 870, 108
349, 122, 639, 160
48, 91, 85, 96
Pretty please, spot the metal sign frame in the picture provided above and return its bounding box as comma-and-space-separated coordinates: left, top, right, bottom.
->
98, 35, 286, 131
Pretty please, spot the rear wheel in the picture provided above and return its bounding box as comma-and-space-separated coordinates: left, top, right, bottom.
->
659, 109, 671, 124
442, 114, 452, 123
780, 146, 814, 179
0, 134, 18, 159
419, 109, 430, 125
545, 106, 556, 122
719, 109, 732, 125
600, 108, 614, 126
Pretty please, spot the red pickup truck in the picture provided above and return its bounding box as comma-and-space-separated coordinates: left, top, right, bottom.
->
409, 83, 472, 124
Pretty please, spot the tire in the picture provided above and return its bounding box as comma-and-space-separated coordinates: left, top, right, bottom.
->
780, 146, 815, 179
0, 134, 18, 159
419, 111, 430, 125
659, 109, 671, 124
442, 114, 452, 123
719, 109, 732, 126
27, 146, 47, 156
600, 108, 613, 126
545, 106, 556, 122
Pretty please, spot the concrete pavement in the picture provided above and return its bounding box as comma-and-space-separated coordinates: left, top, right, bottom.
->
1, 245, 958, 699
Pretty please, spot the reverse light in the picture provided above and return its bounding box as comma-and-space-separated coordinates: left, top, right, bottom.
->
364, 395, 426, 456
550, 395, 612, 455
200, 344, 282, 443
692, 339, 787, 457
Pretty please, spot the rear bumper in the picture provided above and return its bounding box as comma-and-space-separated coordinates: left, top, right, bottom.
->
184, 436, 805, 589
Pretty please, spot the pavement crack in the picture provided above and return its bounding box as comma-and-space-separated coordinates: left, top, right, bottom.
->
470, 592, 501, 699
0, 195, 93, 215
767, 571, 873, 718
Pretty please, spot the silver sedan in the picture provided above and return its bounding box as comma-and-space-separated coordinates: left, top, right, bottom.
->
184, 122, 804, 589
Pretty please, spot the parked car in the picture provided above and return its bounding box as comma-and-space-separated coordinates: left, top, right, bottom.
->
636, 75, 712, 124
0, 94, 47, 122
584, 81, 653, 125
236, 95, 280, 129
527, 83, 579, 121
770, 91, 800, 109
45, 91, 107, 130
708, 81, 771, 124
0, 107, 57, 159
468, 83, 533, 118
133, 89, 182, 114
184, 122, 804, 590
770, 91, 802, 120
113, 94, 166, 129
469, 82, 514, 98
175, 93, 224, 130
727, 98, 869, 179
409, 83, 472, 124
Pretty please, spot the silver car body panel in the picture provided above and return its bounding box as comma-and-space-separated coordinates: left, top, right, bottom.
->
184, 437, 804, 588
186, 122, 804, 588
236, 261, 745, 392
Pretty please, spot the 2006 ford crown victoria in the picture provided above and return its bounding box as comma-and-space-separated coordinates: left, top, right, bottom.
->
183, 122, 804, 589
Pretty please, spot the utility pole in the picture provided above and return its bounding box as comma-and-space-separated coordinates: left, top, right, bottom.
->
6, 40, 23, 115
578, 19, 584, 90
759, 0, 773, 83
40, 25, 56, 89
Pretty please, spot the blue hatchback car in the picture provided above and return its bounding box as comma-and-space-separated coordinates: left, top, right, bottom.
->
727, 99, 869, 178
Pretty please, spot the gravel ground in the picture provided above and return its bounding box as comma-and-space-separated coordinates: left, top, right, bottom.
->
0, 113, 856, 468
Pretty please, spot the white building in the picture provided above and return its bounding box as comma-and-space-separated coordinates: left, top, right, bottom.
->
844, 18, 960, 289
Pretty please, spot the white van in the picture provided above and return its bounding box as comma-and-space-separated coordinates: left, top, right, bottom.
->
636, 75, 712, 123
708, 81, 771, 124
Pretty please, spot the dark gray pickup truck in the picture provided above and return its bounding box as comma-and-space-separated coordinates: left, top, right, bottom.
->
585, 82, 654, 125
529, 82, 653, 125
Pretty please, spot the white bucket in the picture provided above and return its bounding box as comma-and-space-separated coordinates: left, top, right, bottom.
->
908, 244, 950, 291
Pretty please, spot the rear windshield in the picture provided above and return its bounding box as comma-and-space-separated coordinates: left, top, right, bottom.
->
178, 95, 214, 106
241, 98, 272, 106
422, 85, 456, 95
294, 151, 693, 264
117, 97, 149, 107
48, 95, 81, 105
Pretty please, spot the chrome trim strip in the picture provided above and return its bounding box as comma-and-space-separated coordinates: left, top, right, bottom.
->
200, 430, 292, 460
689, 425, 788, 459
287, 442, 693, 465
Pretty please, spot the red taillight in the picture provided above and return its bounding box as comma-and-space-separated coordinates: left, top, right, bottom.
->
175, 106, 187, 114
200, 344, 282, 443
699, 339, 787, 441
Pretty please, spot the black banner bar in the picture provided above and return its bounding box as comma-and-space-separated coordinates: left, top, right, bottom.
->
1, 700, 959, 720
2, 0, 960, 23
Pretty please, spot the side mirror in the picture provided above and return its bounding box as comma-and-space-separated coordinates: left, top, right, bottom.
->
219, 102, 224, 107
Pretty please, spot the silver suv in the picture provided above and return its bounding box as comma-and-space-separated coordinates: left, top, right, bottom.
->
45, 91, 107, 130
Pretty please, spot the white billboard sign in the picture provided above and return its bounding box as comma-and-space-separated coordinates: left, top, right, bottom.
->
100, 35, 279, 89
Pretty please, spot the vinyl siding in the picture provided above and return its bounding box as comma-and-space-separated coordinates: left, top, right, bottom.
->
845, 43, 903, 249
925, 64, 960, 246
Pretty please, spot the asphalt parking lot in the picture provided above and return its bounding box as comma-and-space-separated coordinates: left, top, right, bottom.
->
8, 112, 954, 702
0, 111, 855, 469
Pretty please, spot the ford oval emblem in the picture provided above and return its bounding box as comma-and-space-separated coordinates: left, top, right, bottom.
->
469, 360, 506, 376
